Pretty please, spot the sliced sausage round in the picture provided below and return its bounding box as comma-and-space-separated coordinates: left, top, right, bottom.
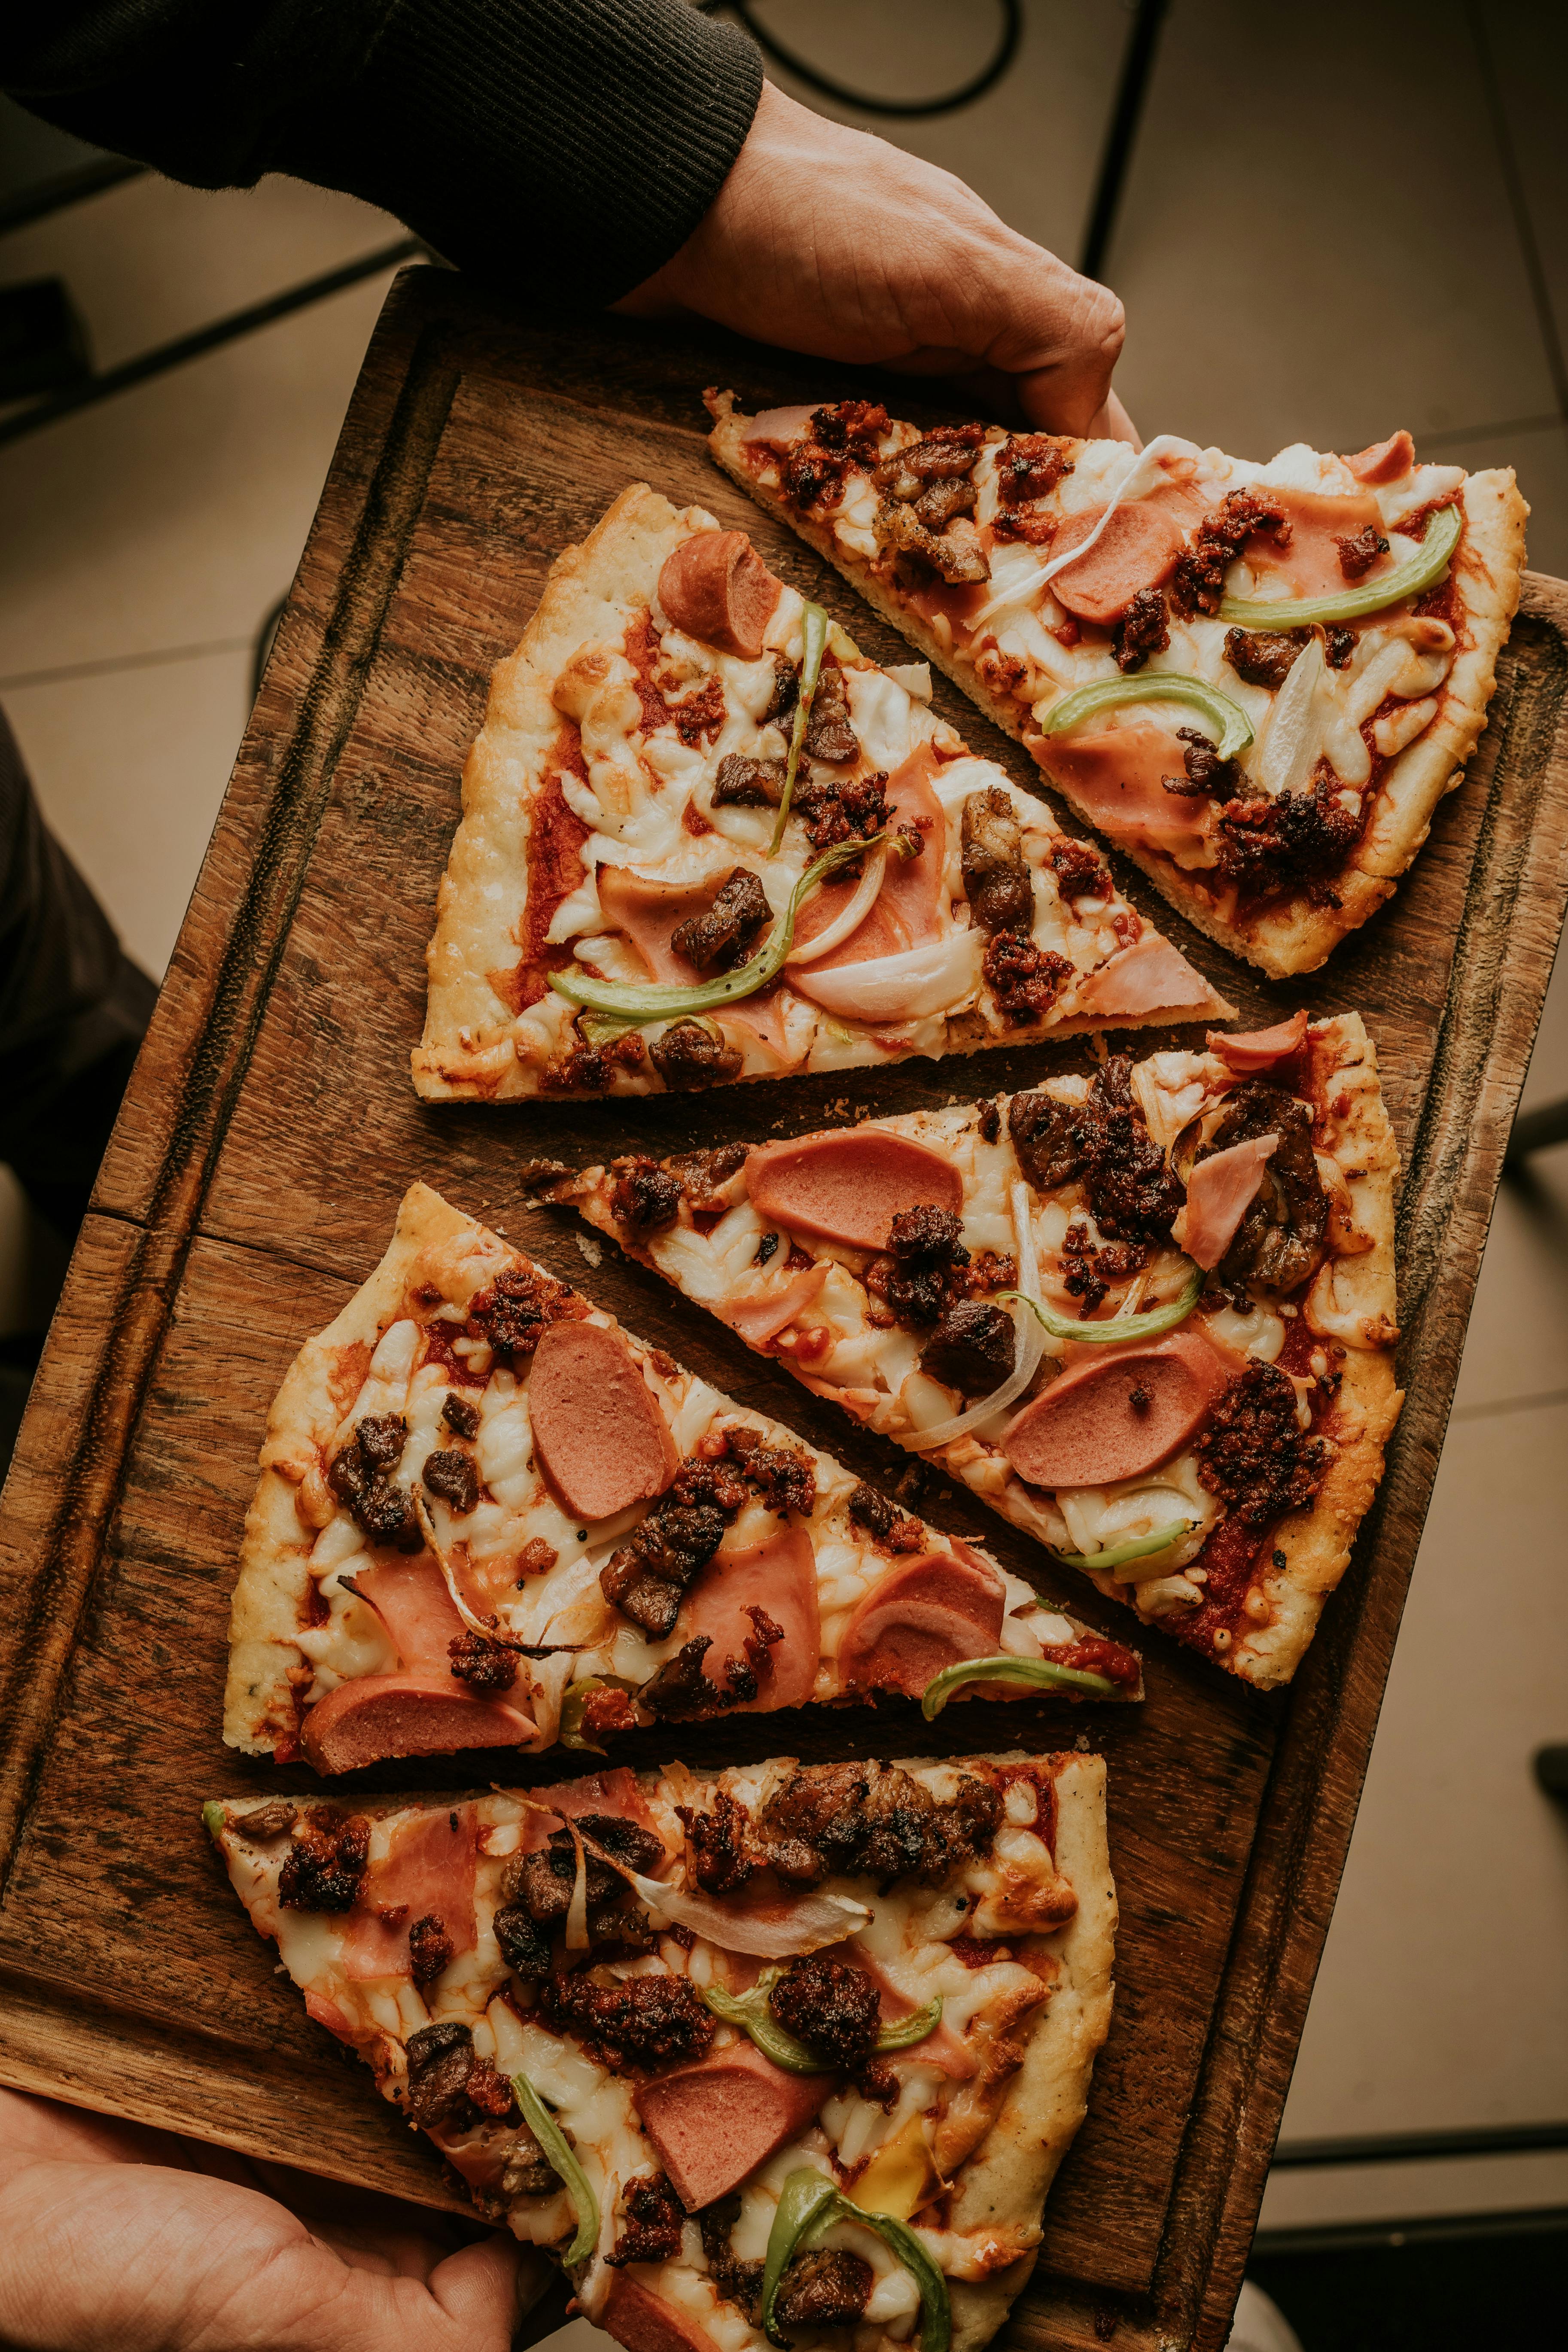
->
835, 1547, 1006, 1697
301, 1674, 536, 1774
657, 530, 783, 657
745, 1129, 963, 1250
633, 2039, 830, 2210
1002, 1329, 1232, 1491
527, 1320, 679, 1523
1047, 502, 1185, 623
602, 2270, 725, 2352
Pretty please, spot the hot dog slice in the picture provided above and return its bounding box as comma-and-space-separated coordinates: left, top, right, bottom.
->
657, 530, 783, 657
676, 1521, 821, 1712
633, 2040, 830, 2209
527, 1320, 679, 1523
1344, 430, 1415, 484
1070, 930, 1227, 1020
301, 1674, 536, 1774
1047, 502, 1185, 624
746, 1129, 962, 1250
1207, 1009, 1309, 1071
1003, 1329, 1231, 1491
1175, 1135, 1279, 1270
836, 1547, 1006, 1697
602, 2270, 725, 2352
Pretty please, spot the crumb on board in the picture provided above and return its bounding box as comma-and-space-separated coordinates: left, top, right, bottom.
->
575, 1232, 603, 1268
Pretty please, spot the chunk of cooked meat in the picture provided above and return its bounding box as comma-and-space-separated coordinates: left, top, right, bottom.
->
920, 1296, 1016, 1395
467, 1260, 578, 1361
1050, 836, 1111, 901
670, 868, 772, 972
774, 2248, 875, 2331
493, 1901, 552, 1980
446, 1629, 518, 1691
770, 1955, 880, 2066
874, 422, 986, 501
712, 752, 786, 808
638, 1616, 781, 1720
327, 1420, 420, 1549
845, 1482, 924, 1552
1224, 626, 1310, 689
961, 786, 1034, 934
677, 1786, 755, 1895
404, 2021, 476, 2126
407, 1912, 454, 1987
500, 2124, 562, 2198
912, 475, 977, 531
754, 1761, 1001, 1887
1200, 1079, 1328, 1291
795, 770, 889, 850
1171, 489, 1291, 618
1196, 1359, 1332, 1526
982, 932, 1073, 1025
610, 1153, 682, 1230
607, 2172, 686, 2267
666, 1143, 747, 1211
441, 1391, 481, 1440
801, 663, 859, 764
761, 654, 799, 724
1113, 586, 1170, 673
1076, 1055, 1185, 1242
715, 1424, 817, 1517
810, 399, 892, 462
600, 1455, 740, 1638
1336, 524, 1390, 580
1162, 724, 1244, 800
277, 1807, 369, 1913
1214, 773, 1364, 899
1008, 1086, 1083, 1191
699, 2193, 764, 2320
499, 1813, 661, 1948
865, 1204, 971, 1329
649, 1019, 744, 1090
543, 1968, 715, 2072
994, 431, 1072, 507
423, 1447, 479, 1514
874, 496, 990, 585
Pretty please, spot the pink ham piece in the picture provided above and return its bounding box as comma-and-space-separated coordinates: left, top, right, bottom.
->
789, 745, 947, 976
745, 1127, 962, 1250
1207, 1009, 1310, 1071
1071, 931, 1227, 1021
1241, 484, 1389, 601
1003, 1329, 1231, 1491
738, 404, 818, 450
674, 1521, 820, 1712
633, 2039, 830, 2209
1029, 724, 1213, 862
1176, 1135, 1279, 1271
657, 531, 783, 658
720, 1262, 828, 1347
341, 1807, 477, 1979
525, 1765, 661, 1844
527, 1320, 678, 1523
597, 867, 717, 983
1345, 431, 1415, 485
836, 1547, 1006, 1698
1046, 501, 1185, 624
352, 1553, 465, 1669
301, 1674, 536, 1774
602, 2271, 725, 2352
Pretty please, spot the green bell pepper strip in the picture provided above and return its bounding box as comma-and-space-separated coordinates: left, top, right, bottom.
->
921, 1655, 1116, 1720
201, 1801, 225, 1841
1052, 1516, 1196, 1573
996, 1261, 1203, 1347
548, 831, 879, 1024
1219, 498, 1461, 630
703, 1972, 944, 2071
1036, 673, 1254, 761
509, 2073, 599, 2268
761, 2169, 951, 2352
769, 600, 830, 854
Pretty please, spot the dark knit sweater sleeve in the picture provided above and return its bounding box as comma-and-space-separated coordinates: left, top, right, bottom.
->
0, 0, 764, 304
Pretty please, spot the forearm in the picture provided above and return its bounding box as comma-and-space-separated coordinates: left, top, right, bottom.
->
0, 0, 763, 305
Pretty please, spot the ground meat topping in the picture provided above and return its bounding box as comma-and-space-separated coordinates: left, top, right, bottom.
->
1200, 1080, 1328, 1290
699, 2195, 765, 2320
920, 1296, 1016, 1394
610, 1153, 683, 1231
423, 1447, 479, 1515
539, 1031, 648, 1094
1336, 524, 1390, 580
1325, 626, 1355, 668
600, 1462, 740, 1637
1161, 724, 1245, 801
770, 1955, 880, 2066
608, 2171, 687, 2267
712, 751, 786, 808
328, 1417, 421, 1549
1060, 1222, 1149, 1319
811, 399, 892, 462
752, 1761, 1001, 1889
845, 1482, 925, 1552
1008, 1087, 1082, 1191
1049, 836, 1112, 902
671, 868, 772, 972
446, 1628, 519, 1692
1214, 768, 1363, 899
1196, 1359, 1331, 1525
667, 1142, 748, 1211
277, 1807, 370, 1913
1171, 489, 1291, 619
467, 1261, 578, 1362
1224, 626, 1310, 690
544, 1968, 715, 2072
1072, 1056, 1186, 1242
775, 2249, 875, 2332
678, 1785, 755, 1895
795, 769, 889, 851
493, 1902, 552, 1980
960, 786, 1034, 934
649, 1020, 744, 1090
640, 1608, 783, 1720
441, 1391, 480, 1440
408, 1911, 454, 1987
1113, 586, 1170, 673
994, 430, 1073, 508
500, 1815, 660, 1951
865, 1205, 970, 1329
875, 496, 990, 585
983, 932, 1073, 1025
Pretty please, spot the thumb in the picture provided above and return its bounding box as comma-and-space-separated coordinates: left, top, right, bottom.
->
426, 2230, 549, 2337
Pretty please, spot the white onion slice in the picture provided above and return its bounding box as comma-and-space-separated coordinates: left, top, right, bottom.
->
790, 929, 984, 1022
1038, 433, 1190, 589
414, 1494, 499, 1640
562, 1818, 871, 1955
564, 1818, 591, 1952
786, 846, 886, 966
901, 1182, 1047, 1451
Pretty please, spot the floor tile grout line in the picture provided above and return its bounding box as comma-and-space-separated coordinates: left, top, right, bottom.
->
1450, 1383, 1568, 1423
0, 637, 257, 694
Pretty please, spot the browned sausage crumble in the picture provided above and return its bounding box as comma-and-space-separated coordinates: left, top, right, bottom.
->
543, 1968, 715, 2072
1196, 1359, 1332, 1525
679, 1760, 1002, 1894
770, 1954, 880, 2066
607, 2171, 687, 2266
1170, 489, 1291, 618
278, 1807, 370, 1913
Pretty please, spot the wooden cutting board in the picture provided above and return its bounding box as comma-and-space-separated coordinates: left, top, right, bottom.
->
1, 267, 1565, 2352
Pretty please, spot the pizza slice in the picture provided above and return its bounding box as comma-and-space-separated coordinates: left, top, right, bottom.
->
207, 1749, 1113, 2352
411, 482, 1232, 1104
562, 1012, 1401, 1688
224, 1182, 1141, 1771
707, 393, 1527, 977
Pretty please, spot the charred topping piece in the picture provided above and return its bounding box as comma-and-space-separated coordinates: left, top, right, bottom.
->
769, 1954, 880, 2067
408, 1911, 454, 1987
875, 497, 990, 586
277, 1807, 369, 1913
1196, 1358, 1331, 1524
679, 1785, 755, 1895
1224, 626, 1310, 689
1200, 1080, 1328, 1289
795, 769, 889, 852
467, 1262, 578, 1362
671, 868, 773, 973
874, 421, 987, 502
1112, 586, 1170, 674
403, 2022, 543, 2172
960, 787, 1034, 935
544, 1967, 715, 2072
1336, 524, 1390, 581
666, 1142, 748, 1210
447, 1628, 519, 1691
799, 663, 859, 766
920, 1296, 1017, 1395
497, 1814, 661, 1957
423, 1448, 479, 1514
1050, 836, 1112, 901
608, 2172, 686, 2267
775, 2248, 876, 2333
866, 1205, 970, 1329
700, 2194, 766, 2321
649, 1020, 745, 1090
601, 1437, 814, 1638
846, 1482, 926, 1552
1171, 489, 1291, 619
712, 751, 787, 809
753, 1760, 1000, 1890
1008, 1088, 1083, 1193
1075, 1056, 1186, 1242
328, 1416, 421, 1549
1162, 724, 1245, 801
994, 430, 1073, 508
1215, 771, 1364, 900
610, 1153, 683, 1231
982, 933, 1073, 1025
639, 1609, 784, 1721
441, 1390, 481, 1440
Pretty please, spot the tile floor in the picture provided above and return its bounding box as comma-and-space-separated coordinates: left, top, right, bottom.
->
1, 0, 1565, 2265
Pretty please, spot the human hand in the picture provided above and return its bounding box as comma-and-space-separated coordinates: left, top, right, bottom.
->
0, 2088, 545, 2352
618, 79, 1136, 444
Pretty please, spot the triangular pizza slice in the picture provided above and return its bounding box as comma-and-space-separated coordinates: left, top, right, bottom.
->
561, 1012, 1401, 1688
207, 1750, 1114, 2352
224, 1183, 1141, 1772
412, 482, 1231, 1104
707, 393, 1527, 977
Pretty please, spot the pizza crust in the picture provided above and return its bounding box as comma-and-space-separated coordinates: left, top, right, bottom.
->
709, 399, 1528, 978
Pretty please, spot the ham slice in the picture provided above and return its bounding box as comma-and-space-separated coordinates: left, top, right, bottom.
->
1207, 1009, 1309, 1071
527, 1320, 679, 1523
1241, 484, 1390, 600
720, 1263, 828, 1346
596, 866, 715, 983
602, 2272, 725, 2352
1046, 501, 1185, 624
1003, 1329, 1231, 1491
739, 404, 818, 450
836, 1547, 1006, 1697
657, 531, 783, 658
674, 1521, 820, 1712
1029, 724, 1213, 861
1344, 431, 1415, 485
791, 745, 947, 975
633, 2039, 829, 2209
1071, 931, 1227, 1020
524, 1765, 662, 1849
341, 1807, 477, 1980
352, 1554, 465, 1670
745, 1127, 962, 1250
1174, 1134, 1279, 1270
301, 1674, 536, 1774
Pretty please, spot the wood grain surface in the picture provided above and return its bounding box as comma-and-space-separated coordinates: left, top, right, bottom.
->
2, 268, 1565, 2352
